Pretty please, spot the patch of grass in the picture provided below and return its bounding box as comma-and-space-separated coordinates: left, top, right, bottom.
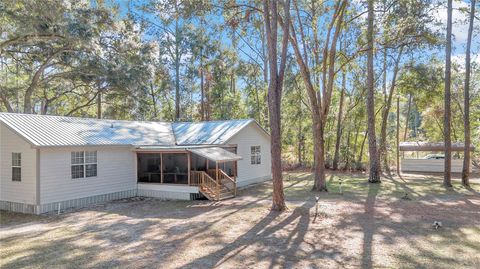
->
0, 172, 479, 269
281, 171, 480, 202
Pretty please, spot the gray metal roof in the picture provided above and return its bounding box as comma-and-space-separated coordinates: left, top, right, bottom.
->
173, 119, 254, 145
399, 142, 475, 152
0, 113, 264, 148
0, 113, 175, 147
188, 147, 243, 162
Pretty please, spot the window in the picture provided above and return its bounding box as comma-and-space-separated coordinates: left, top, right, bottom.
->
12, 153, 21, 181
251, 146, 261, 165
85, 151, 97, 177
71, 151, 97, 179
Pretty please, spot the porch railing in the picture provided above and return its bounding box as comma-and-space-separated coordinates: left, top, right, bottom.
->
190, 171, 218, 200
191, 169, 236, 200
190, 171, 203, 186
218, 170, 236, 196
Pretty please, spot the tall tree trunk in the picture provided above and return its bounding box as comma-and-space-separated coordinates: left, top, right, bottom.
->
444, 0, 453, 187
200, 50, 205, 121
358, 129, 368, 169
352, 120, 360, 169
24, 48, 64, 113
230, 71, 236, 94
255, 85, 261, 123
297, 83, 304, 166
345, 129, 351, 169
403, 94, 412, 141
205, 74, 211, 121
379, 48, 403, 175
333, 70, 346, 170
366, 0, 380, 183
268, 83, 284, 210
462, 0, 475, 186
263, 0, 290, 211
0, 90, 14, 112
174, 2, 181, 121
289, 0, 346, 191
97, 91, 102, 119
149, 82, 158, 119
413, 106, 419, 137
312, 113, 327, 191
40, 99, 48, 115
396, 96, 400, 175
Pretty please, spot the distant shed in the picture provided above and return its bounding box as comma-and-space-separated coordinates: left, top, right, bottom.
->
399, 142, 474, 173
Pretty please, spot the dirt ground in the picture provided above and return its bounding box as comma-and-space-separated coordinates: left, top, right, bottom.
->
1, 172, 479, 269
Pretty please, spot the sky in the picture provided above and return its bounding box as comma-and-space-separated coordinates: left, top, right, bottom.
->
111, 0, 479, 85
433, 0, 480, 66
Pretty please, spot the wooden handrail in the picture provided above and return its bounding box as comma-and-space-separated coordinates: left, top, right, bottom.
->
203, 172, 217, 187
189, 171, 203, 186
193, 169, 236, 200
219, 170, 235, 184
204, 172, 219, 200
218, 169, 236, 196
192, 171, 219, 200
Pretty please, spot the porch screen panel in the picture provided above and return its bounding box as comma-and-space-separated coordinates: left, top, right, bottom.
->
137, 153, 161, 183
162, 153, 188, 184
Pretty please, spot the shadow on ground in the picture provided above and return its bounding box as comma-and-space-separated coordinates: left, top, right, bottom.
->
1, 172, 479, 269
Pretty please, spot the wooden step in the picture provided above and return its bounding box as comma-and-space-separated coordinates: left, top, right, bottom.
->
199, 183, 236, 201
219, 193, 235, 200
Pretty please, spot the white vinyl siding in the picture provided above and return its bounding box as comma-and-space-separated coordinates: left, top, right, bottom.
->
226, 123, 271, 186
401, 159, 468, 173
0, 123, 37, 204
39, 147, 136, 204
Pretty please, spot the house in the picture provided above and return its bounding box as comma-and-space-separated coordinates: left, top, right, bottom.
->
0, 113, 271, 214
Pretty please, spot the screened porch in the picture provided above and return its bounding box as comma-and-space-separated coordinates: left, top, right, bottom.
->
136, 146, 239, 185
135, 146, 242, 201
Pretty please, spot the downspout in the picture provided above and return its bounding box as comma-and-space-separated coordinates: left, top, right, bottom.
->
36, 149, 41, 214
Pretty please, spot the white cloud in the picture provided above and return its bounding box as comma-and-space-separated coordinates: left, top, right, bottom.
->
452, 53, 480, 70
433, 0, 473, 44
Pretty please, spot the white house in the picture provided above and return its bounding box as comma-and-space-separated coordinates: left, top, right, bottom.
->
0, 113, 271, 214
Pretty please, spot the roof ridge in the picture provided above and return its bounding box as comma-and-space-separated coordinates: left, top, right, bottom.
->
173, 118, 253, 124
0, 112, 253, 125
0, 112, 171, 124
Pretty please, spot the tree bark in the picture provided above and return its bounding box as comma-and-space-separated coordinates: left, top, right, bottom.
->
0, 90, 14, 112
312, 112, 327, 191
24, 48, 65, 113
297, 81, 304, 166
366, 0, 381, 183
352, 120, 360, 169
444, 0, 453, 187
97, 91, 102, 119
396, 96, 400, 175
403, 94, 412, 141
288, 0, 347, 191
149, 82, 158, 119
379, 47, 403, 175
263, 0, 290, 211
200, 49, 205, 121
174, 1, 181, 121
345, 128, 351, 169
462, 0, 475, 186
358, 129, 368, 169
333, 69, 346, 170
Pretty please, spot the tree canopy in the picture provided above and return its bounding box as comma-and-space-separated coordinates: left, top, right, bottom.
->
1, 0, 479, 193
